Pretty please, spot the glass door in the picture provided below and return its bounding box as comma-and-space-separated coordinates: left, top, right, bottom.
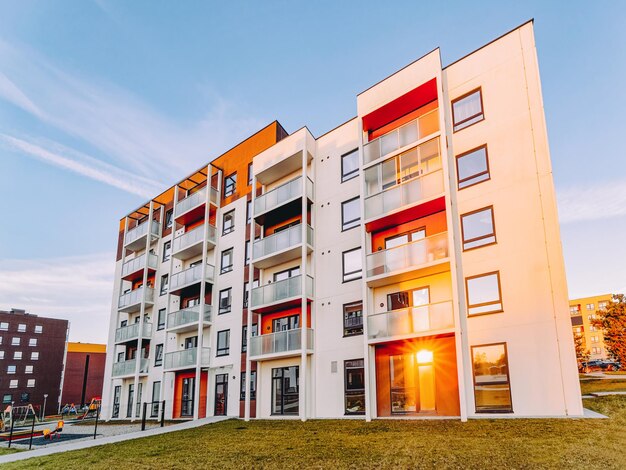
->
112, 385, 121, 418
214, 374, 228, 416
126, 384, 134, 418
389, 354, 417, 414
181, 377, 195, 417
272, 366, 299, 415
184, 336, 198, 349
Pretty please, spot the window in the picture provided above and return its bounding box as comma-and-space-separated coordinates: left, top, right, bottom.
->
343, 302, 363, 337
160, 274, 169, 296
272, 366, 299, 415
31, 352, 39, 360
466, 272, 503, 316
344, 359, 365, 415
592, 347, 602, 355
591, 336, 599, 343
247, 162, 253, 186
162, 240, 171, 262
243, 280, 259, 308
241, 324, 258, 353
220, 248, 234, 274
461, 206, 496, 250
586, 303, 595, 310
219, 288, 232, 314
0, 322, 8, 331
17, 324, 26, 332
154, 344, 163, 367
342, 248, 362, 282
11, 337, 20, 346
274, 266, 300, 282
341, 148, 359, 182
246, 200, 252, 224
13, 351, 22, 360
240, 371, 257, 400
472, 343, 512, 413
29, 338, 37, 347
0, 351, 3, 359
452, 88, 484, 132
590, 325, 597, 332
341, 197, 360, 231
456, 145, 490, 189
25, 365, 33, 374
10, 380, 18, 389
165, 209, 173, 229
0, 337, 2, 345
224, 172, 237, 197
3, 394, 11, 404
245, 240, 251, 265
598, 301, 608, 310
223, 210, 235, 235
157, 308, 166, 330
588, 314, 596, 321
151, 381, 161, 417
26, 379, 35, 388
34, 325, 43, 334
570, 305, 580, 315
20, 392, 30, 403
216, 330, 230, 356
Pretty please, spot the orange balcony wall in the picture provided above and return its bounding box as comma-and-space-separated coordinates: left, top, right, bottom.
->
370, 210, 447, 253
259, 304, 312, 336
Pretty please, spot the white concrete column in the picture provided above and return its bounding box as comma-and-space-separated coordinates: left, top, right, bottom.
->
244, 174, 256, 421
299, 149, 308, 422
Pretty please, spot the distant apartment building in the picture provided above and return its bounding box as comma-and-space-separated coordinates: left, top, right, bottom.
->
569, 294, 612, 360
60, 342, 106, 406
0, 308, 68, 415
102, 21, 583, 422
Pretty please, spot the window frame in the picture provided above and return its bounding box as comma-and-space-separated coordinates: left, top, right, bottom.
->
471, 342, 513, 413
342, 247, 363, 283
222, 209, 235, 235
344, 359, 365, 415
216, 329, 230, 357
341, 148, 359, 183
162, 240, 172, 262
341, 196, 361, 231
343, 301, 363, 337
460, 205, 497, 251
160, 274, 169, 296
165, 208, 173, 229
224, 172, 237, 198
247, 162, 253, 186
456, 144, 491, 190
220, 248, 234, 274
451, 87, 485, 133
218, 288, 232, 315
465, 271, 503, 316
154, 344, 163, 367
157, 308, 166, 330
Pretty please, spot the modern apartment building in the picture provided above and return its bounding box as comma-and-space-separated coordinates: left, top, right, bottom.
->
102, 21, 583, 422
0, 308, 69, 415
569, 294, 612, 360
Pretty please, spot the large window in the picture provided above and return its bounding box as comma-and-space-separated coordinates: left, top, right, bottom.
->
241, 324, 258, 353
160, 274, 169, 296
0, 322, 8, 331
466, 272, 503, 316
341, 197, 360, 231
272, 366, 299, 415
247, 163, 253, 186
154, 344, 163, 367
452, 88, 484, 132
471, 343, 512, 413
165, 209, 173, 229
157, 308, 166, 330
246, 200, 252, 224
341, 148, 359, 182
218, 288, 232, 314
343, 302, 363, 337
456, 145, 490, 189
162, 240, 171, 262
216, 329, 230, 356
461, 206, 496, 250
223, 210, 235, 235
220, 248, 234, 274
342, 248, 362, 282
224, 173, 237, 197
344, 359, 365, 415
240, 371, 257, 400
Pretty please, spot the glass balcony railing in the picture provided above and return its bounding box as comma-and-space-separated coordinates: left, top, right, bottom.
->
249, 328, 314, 358
366, 232, 448, 278
170, 264, 215, 291
164, 347, 210, 370
115, 321, 153, 343
254, 176, 314, 216
367, 301, 454, 340
173, 224, 217, 254
111, 358, 149, 377
118, 287, 155, 310
253, 224, 313, 260
175, 186, 219, 217
121, 253, 158, 278
250, 275, 314, 309
125, 221, 161, 247
363, 109, 439, 165
167, 305, 212, 330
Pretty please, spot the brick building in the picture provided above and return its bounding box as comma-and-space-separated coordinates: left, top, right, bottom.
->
60, 342, 106, 407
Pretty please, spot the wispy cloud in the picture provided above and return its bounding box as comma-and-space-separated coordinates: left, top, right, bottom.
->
557, 180, 626, 224
0, 253, 115, 343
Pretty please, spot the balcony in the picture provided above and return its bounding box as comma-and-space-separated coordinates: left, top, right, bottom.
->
124, 221, 161, 252
174, 186, 219, 223
250, 275, 314, 312
121, 252, 158, 280
253, 224, 313, 268
170, 264, 215, 293
111, 358, 149, 378
163, 347, 211, 371
363, 109, 439, 165
254, 176, 314, 221
115, 321, 153, 344
172, 224, 217, 260
118, 287, 155, 313
249, 328, 314, 361
167, 305, 212, 333
366, 232, 449, 287
367, 301, 454, 343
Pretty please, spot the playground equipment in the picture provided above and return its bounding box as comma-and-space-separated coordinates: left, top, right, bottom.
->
0, 404, 40, 431
77, 398, 101, 420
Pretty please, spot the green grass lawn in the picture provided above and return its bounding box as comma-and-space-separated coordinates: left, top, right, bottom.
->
580, 379, 626, 395
0, 448, 20, 456
3, 396, 625, 470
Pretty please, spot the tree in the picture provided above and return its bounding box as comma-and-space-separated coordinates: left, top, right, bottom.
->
574, 333, 589, 366
592, 294, 626, 365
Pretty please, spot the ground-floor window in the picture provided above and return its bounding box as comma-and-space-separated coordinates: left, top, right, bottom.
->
151, 381, 161, 417
126, 384, 134, 418
272, 366, 299, 415
135, 382, 143, 418
389, 351, 436, 414
181, 377, 195, 417
344, 359, 365, 415
471, 343, 512, 413
112, 385, 121, 418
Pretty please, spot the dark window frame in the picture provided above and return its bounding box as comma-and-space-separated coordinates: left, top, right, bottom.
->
162, 240, 171, 262
460, 205, 497, 251
471, 342, 513, 413
165, 209, 173, 229
218, 288, 232, 315
456, 144, 491, 190
241, 324, 258, 353
240, 370, 257, 400
341, 196, 361, 231
160, 274, 169, 296
343, 301, 363, 337
344, 358, 365, 415
216, 329, 230, 357
452, 87, 485, 133
224, 172, 237, 198
222, 209, 235, 235
154, 344, 163, 367
220, 248, 234, 274
465, 271, 503, 317
342, 247, 362, 283
247, 162, 253, 186
341, 148, 359, 183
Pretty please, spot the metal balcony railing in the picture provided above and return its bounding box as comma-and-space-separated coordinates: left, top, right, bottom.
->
253, 224, 313, 260
250, 275, 314, 309
170, 264, 215, 291
367, 300, 454, 340
173, 224, 217, 254
175, 186, 219, 217
118, 287, 154, 310
163, 347, 211, 370
121, 253, 158, 278
254, 176, 314, 216
249, 328, 314, 358
111, 358, 149, 377
115, 321, 153, 343
125, 221, 161, 247
167, 305, 212, 330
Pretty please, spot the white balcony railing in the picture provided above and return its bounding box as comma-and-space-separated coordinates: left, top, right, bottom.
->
173, 224, 217, 254
167, 305, 212, 330
249, 328, 314, 358
363, 108, 439, 165
111, 358, 149, 377
367, 301, 454, 340
254, 176, 314, 216
366, 232, 448, 278
121, 253, 158, 278
118, 287, 155, 310
170, 264, 215, 291
175, 186, 219, 217
115, 321, 153, 343
250, 275, 314, 309
253, 224, 313, 260
164, 347, 210, 370
125, 221, 161, 247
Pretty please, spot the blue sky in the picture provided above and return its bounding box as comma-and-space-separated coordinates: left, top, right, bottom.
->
0, 1, 624, 342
